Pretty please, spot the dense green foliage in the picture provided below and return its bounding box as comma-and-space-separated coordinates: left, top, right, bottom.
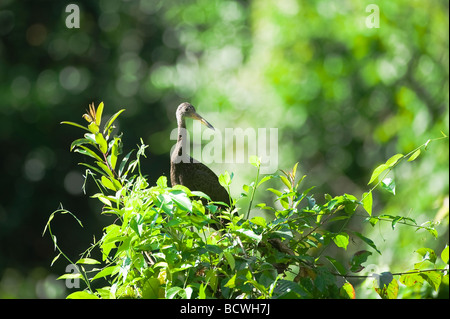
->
0, 0, 448, 298
45, 103, 448, 299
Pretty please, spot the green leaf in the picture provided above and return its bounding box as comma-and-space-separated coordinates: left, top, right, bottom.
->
416, 248, 437, 264
407, 149, 421, 162
257, 175, 273, 188
353, 231, 381, 255
66, 291, 99, 299
76, 258, 101, 265
249, 155, 261, 167
57, 273, 83, 280
101, 176, 116, 191
235, 228, 262, 243
333, 232, 349, 250
70, 138, 94, 151
385, 153, 404, 167
218, 171, 231, 187
198, 283, 207, 299
169, 190, 192, 212
400, 271, 424, 287
95, 133, 108, 153
419, 271, 442, 291
441, 245, 449, 264
74, 146, 103, 162
50, 253, 61, 266
88, 122, 100, 134
391, 216, 403, 230
368, 164, 389, 185
224, 274, 237, 288
61, 121, 90, 132
118, 149, 134, 178
349, 250, 372, 273
424, 139, 431, 150
368, 217, 379, 226
340, 282, 355, 299
91, 193, 112, 207
266, 188, 282, 197
130, 214, 144, 237
373, 273, 398, 299
381, 177, 396, 195
156, 175, 167, 188
96, 101, 104, 126
92, 266, 118, 281
108, 137, 121, 170
96, 161, 114, 178
103, 109, 126, 136
362, 192, 373, 216
325, 256, 347, 276
224, 252, 235, 271
250, 216, 266, 227
142, 278, 161, 299
166, 286, 182, 299
280, 175, 291, 190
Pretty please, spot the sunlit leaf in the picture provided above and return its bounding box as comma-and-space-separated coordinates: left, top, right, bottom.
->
381, 177, 396, 195
96, 101, 104, 126
61, 121, 90, 132
419, 271, 442, 291
340, 282, 355, 299
57, 273, 83, 280
76, 258, 101, 265
416, 248, 437, 263
441, 245, 449, 264
280, 175, 291, 190
101, 175, 117, 191
103, 109, 126, 136
362, 191, 373, 216
169, 190, 192, 212
373, 273, 398, 299
92, 266, 119, 281
385, 153, 404, 167
400, 271, 424, 287
333, 232, 349, 250
368, 164, 389, 185
66, 291, 99, 299
142, 278, 161, 299
249, 155, 261, 167
407, 149, 421, 162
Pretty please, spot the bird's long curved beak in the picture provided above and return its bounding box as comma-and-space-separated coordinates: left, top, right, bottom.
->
192, 112, 215, 130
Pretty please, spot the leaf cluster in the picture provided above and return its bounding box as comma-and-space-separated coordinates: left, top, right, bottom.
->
45, 103, 449, 299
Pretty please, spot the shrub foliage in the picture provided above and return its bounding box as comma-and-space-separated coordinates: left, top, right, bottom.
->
44, 102, 448, 299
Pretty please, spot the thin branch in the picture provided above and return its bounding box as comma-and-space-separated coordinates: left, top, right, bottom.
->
331, 268, 447, 279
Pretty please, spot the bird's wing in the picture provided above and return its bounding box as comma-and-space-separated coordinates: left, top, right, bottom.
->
179, 162, 230, 205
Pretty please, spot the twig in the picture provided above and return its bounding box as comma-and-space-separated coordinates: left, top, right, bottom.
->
330, 268, 447, 279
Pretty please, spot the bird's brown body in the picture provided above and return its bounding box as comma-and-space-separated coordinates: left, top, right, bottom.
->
170, 103, 230, 207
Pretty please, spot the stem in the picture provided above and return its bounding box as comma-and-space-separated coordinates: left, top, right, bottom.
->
246, 164, 260, 220
46, 211, 93, 293
331, 268, 447, 279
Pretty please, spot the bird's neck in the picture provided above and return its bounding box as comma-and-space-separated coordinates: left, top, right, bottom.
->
177, 116, 186, 143
173, 116, 191, 162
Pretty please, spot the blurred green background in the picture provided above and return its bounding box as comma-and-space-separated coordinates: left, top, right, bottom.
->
0, 0, 448, 298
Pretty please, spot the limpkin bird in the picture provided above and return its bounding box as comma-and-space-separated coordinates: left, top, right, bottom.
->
170, 102, 231, 213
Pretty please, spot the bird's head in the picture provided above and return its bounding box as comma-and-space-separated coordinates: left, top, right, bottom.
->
176, 102, 214, 130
